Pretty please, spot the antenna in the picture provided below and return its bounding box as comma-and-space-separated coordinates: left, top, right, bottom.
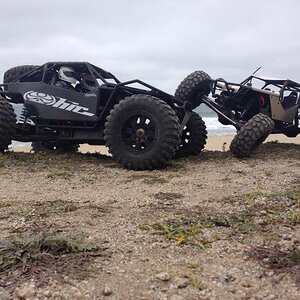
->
252, 66, 261, 75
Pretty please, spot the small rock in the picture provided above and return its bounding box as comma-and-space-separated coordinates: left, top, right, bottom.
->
223, 274, 236, 283
134, 268, 142, 274
257, 218, 267, 225
140, 257, 149, 262
198, 289, 209, 296
15, 284, 35, 299
43, 290, 51, 298
241, 279, 252, 288
173, 277, 189, 289
282, 234, 291, 240
155, 272, 171, 282
102, 286, 113, 296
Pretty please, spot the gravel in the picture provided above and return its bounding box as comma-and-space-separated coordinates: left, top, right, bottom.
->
0, 143, 299, 299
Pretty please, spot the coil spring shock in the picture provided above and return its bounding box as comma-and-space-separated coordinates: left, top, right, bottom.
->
19, 105, 29, 123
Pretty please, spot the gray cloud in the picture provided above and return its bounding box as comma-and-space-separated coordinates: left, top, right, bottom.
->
1, 0, 299, 93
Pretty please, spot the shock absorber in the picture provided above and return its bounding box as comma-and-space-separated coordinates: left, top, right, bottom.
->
18, 105, 30, 123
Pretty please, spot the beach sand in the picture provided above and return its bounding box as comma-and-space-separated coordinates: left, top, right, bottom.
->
205, 133, 300, 151
10, 133, 300, 154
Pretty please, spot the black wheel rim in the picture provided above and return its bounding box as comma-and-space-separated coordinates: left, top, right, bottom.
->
121, 114, 156, 151
181, 125, 191, 146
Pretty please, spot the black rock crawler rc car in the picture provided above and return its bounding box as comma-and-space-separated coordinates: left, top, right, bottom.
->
0, 62, 211, 170
175, 68, 300, 157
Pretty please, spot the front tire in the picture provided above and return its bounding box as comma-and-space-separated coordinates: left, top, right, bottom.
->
175, 71, 212, 109
0, 98, 16, 152
175, 112, 207, 158
230, 113, 275, 158
104, 94, 180, 170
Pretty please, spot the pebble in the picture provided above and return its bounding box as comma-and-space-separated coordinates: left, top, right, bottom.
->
241, 279, 252, 288
223, 274, 236, 283
155, 272, 171, 282
267, 271, 274, 277
173, 277, 189, 289
282, 234, 292, 240
134, 268, 143, 274
198, 289, 208, 296
102, 286, 113, 296
257, 218, 267, 225
15, 284, 35, 299
43, 290, 52, 298
140, 257, 149, 262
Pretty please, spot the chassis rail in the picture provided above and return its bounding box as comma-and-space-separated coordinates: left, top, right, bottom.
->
201, 95, 241, 130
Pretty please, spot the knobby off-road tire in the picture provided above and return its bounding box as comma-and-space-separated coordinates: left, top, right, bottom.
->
175, 112, 207, 158
31, 142, 79, 154
230, 113, 275, 158
3, 65, 39, 83
175, 71, 212, 109
0, 98, 17, 152
104, 94, 180, 170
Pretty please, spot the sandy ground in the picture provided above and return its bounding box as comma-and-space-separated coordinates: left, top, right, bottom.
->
10, 134, 300, 154
0, 135, 299, 299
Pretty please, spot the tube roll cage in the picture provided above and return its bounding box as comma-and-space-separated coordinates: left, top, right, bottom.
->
241, 75, 300, 99
202, 74, 300, 131
97, 79, 174, 122
40, 62, 174, 124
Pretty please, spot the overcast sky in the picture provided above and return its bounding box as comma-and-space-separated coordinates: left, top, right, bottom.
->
0, 0, 299, 93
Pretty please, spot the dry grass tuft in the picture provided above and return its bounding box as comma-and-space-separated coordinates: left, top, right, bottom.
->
0, 228, 109, 293
249, 244, 300, 284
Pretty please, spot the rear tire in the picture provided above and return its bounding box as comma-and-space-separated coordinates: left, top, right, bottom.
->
175, 71, 212, 109
104, 94, 180, 170
0, 98, 16, 152
3, 65, 39, 83
31, 142, 79, 154
175, 112, 207, 158
230, 113, 275, 158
